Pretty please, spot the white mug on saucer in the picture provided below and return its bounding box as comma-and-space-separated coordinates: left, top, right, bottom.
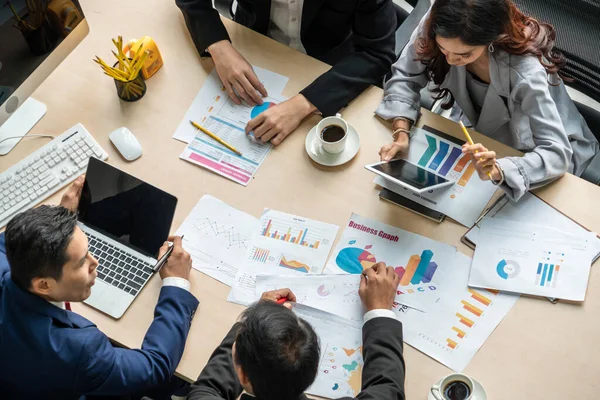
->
316, 113, 348, 154
431, 373, 475, 400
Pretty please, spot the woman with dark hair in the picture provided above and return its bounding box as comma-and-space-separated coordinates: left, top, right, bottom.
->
376, 0, 599, 200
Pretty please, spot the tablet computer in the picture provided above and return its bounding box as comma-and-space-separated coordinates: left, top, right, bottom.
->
365, 159, 455, 193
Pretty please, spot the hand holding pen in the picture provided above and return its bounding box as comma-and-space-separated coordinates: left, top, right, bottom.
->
460, 121, 500, 182
155, 235, 192, 281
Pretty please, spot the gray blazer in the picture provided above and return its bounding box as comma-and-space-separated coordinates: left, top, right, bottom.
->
376, 12, 599, 201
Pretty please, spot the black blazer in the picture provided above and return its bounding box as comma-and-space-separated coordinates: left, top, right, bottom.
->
186, 317, 406, 400
175, 0, 397, 116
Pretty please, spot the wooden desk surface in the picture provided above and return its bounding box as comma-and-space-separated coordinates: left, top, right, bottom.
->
2, 0, 599, 398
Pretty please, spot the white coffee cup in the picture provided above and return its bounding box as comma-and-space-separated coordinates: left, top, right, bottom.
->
316, 113, 348, 154
431, 373, 475, 400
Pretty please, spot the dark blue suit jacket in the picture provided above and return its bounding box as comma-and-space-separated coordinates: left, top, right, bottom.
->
0, 233, 199, 399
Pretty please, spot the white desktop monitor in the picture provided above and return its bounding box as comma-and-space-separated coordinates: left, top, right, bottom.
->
0, 0, 89, 155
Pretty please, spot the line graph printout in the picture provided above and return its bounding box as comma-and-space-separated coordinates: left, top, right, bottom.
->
175, 195, 259, 286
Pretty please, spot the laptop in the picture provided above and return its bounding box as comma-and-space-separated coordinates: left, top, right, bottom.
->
78, 158, 178, 318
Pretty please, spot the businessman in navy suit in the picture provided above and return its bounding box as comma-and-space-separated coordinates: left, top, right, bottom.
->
0, 177, 199, 399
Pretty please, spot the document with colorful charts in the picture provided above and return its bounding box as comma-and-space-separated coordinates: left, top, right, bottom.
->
374, 125, 498, 227
172, 66, 289, 144
291, 303, 365, 399
175, 195, 259, 286
174, 67, 288, 186
397, 252, 519, 371
468, 217, 597, 301
227, 209, 339, 306
324, 213, 460, 313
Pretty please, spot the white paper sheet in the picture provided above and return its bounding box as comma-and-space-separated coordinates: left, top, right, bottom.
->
469, 217, 597, 301
173, 67, 289, 144
292, 304, 365, 399
255, 274, 365, 321
396, 252, 519, 371
324, 213, 459, 313
375, 126, 499, 227
175, 195, 258, 286
465, 193, 600, 252
227, 210, 339, 305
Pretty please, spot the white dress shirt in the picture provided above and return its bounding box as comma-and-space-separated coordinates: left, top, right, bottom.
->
364, 308, 397, 324
49, 278, 191, 310
268, 0, 307, 53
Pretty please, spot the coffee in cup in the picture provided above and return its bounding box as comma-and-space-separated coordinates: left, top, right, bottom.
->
316, 113, 348, 154
430, 373, 475, 400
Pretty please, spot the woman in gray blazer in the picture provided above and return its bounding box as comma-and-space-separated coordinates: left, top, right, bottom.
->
376, 0, 599, 200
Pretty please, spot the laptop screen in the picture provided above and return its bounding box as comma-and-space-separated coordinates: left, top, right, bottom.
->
78, 158, 178, 258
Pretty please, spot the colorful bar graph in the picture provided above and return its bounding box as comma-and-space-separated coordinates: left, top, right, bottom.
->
261, 220, 321, 248
536, 263, 558, 287
400, 255, 421, 286
446, 338, 458, 349
456, 312, 474, 328
428, 141, 449, 171
461, 300, 483, 317
468, 289, 492, 306
262, 220, 272, 237
439, 147, 463, 176
454, 154, 471, 172
452, 326, 466, 338
457, 163, 476, 187
485, 289, 500, 295
411, 250, 434, 284
252, 248, 270, 263
422, 262, 438, 283
418, 135, 438, 167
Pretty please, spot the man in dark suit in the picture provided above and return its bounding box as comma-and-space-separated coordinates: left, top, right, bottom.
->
186, 262, 405, 400
175, 0, 397, 145
0, 177, 199, 399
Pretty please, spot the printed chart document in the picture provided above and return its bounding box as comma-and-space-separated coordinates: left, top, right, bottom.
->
173, 66, 289, 144
325, 213, 459, 313
228, 210, 339, 305
175, 195, 258, 286
396, 252, 519, 371
292, 304, 365, 399
174, 66, 288, 185
469, 218, 597, 301
375, 126, 498, 227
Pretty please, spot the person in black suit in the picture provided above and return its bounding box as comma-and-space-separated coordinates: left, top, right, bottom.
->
175, 0, 397, 146
185, 262, 405, 400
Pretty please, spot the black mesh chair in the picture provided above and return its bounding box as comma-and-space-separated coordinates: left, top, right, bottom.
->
512, 0, 600, 184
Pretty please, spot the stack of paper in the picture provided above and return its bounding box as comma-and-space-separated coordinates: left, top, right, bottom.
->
375, 126, 498, 227
469, 217, 598, 301
173, 66, 289, 186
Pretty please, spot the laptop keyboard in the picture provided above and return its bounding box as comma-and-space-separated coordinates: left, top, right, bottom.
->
86, 231, 154, 296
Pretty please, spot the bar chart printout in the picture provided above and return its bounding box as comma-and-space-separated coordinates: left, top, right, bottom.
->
227, 209, 339, 306
395, 252, 519, 371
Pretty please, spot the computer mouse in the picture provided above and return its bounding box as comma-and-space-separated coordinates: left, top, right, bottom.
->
109, 127, 142, 161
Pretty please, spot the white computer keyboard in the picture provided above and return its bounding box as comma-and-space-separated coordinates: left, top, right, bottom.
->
0, 123, 108, 228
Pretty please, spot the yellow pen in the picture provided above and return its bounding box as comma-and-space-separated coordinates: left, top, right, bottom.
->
190, 120, 243, 156
459, 121, 492, 179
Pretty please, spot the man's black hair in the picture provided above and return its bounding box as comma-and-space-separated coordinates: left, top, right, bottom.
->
235, 300, 320, 400
5, 206, 78, 290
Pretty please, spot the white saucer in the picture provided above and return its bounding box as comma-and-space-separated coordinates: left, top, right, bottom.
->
428, 378, 487, 400
305, 123, 360, 167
